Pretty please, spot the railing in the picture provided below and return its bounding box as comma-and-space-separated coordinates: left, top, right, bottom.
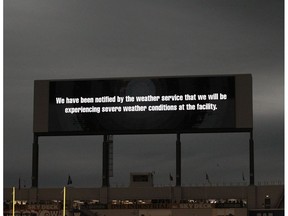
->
110, 180, 283, 188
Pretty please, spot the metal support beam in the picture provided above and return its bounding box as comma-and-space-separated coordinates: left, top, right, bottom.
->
176, 133, 181, 186
249, 131, 255, 185
32, 134, 39, 188
102, 135, 111, 187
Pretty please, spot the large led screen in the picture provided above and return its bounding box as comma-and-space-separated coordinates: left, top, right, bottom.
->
33, 75, 252, 135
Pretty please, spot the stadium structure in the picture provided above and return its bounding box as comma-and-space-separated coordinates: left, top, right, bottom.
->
4, 75, 284, 216
4, 172, 284, 216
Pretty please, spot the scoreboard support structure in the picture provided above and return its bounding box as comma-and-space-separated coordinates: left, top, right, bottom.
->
31, 131, 255, 188
102, 135, 112, 187
249, 131, 255, 185
32, 134, 39, 188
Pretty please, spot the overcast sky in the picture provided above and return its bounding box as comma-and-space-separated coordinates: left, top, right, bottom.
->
4, 0, 284, 188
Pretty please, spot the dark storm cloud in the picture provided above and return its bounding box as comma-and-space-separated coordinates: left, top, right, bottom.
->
5, 0, 283, 77
4, 0, 283, 187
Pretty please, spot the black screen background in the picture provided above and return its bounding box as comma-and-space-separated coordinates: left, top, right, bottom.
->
48, 76, 235, 134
